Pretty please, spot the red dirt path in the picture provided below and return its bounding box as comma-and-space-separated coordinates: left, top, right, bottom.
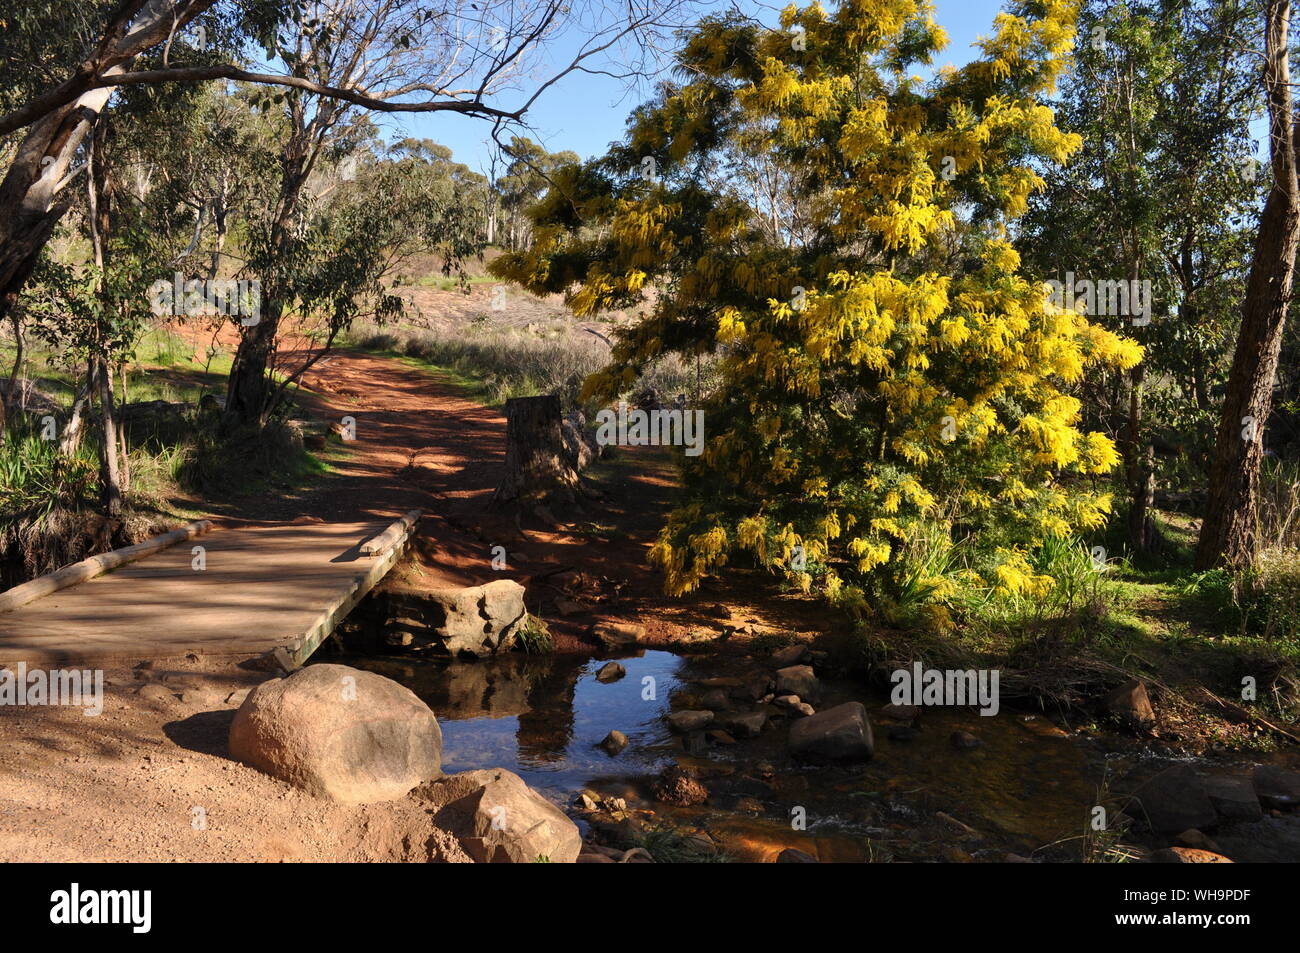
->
187, 345, 832, 653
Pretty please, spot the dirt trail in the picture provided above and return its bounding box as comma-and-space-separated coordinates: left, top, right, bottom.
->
217, 346, 830, 651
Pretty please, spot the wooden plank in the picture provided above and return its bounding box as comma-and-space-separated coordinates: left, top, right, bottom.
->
359, 509, 422, 556
0, 520, 409, 664
0, 519, 213, 614
285, 514, 417, 666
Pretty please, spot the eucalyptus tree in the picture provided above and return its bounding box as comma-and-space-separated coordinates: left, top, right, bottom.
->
497, 136, 581, 251
1020, 0, 1260, 556
1197, 0, 1300, 568
0, 0, 700, 417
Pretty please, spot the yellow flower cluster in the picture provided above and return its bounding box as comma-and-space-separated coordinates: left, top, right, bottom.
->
494, 0, 1134, 610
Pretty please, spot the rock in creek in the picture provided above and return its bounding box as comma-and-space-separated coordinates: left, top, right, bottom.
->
768, 643, 810, 668
775, 664, 821, 703
595, 661, 626, 683
653, 766, 709, 806
1122, 764, 1218, 833
599, 730, 629, 756
1253, 765, 1300, 810
1101, 678, 1156, 731
714, 709, 768, 738
788, 702, 874, 764
378, 580, 526, 658
776, 847, 819, 863
1149, 847, 1233, 864
591, 621, 645, 649
1202, 775, 1264, 821
668, 710, 714, 733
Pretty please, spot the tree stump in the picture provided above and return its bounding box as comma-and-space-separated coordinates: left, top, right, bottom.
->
492, 395, 581, 506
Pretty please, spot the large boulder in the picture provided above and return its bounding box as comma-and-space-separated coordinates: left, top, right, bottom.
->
1253, 765, 1300, 810
1101, 678, 1155, 731
1122, 765, 1217, 833
1203, 776, 1264, 821
384, 580, 526, 657
788, 702, 874, 763
775, 665, 821, 703
229, 663, 442, 803
417, 768, 581, 863
429, 579, 526, 657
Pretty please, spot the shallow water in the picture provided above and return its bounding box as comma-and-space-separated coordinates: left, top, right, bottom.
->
333, 648, 1153, 861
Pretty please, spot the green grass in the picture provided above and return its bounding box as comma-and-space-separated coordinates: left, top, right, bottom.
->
513, 614, 554, 654
0, 425, 98, 530
830, 524, 1300, 750
171, 416, 333, 500
415, 274, 498, 291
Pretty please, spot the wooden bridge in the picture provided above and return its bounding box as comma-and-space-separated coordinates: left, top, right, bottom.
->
0, 511, 420, 666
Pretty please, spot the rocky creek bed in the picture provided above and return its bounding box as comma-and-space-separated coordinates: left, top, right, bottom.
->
321, 645, 1300, 863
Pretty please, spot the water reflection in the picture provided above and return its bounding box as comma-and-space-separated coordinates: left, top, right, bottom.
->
344, 650, 684, 801
329, 648, 1300, 862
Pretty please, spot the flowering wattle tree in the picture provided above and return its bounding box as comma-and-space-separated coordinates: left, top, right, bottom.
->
493, 0, 1143, 612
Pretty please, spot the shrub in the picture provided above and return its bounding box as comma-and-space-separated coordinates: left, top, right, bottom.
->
493, 1, 1140, 612
0, 422, 103, 582
1183, 552, 1300, 640
1252, 549, 1300, 640
174, 416, 322, 498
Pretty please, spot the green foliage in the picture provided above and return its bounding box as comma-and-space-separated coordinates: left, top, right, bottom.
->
173, 415, 326, 499
1019, 0, 1262, 512
496, 136, 582, 251
1186, 552, 1300, 639
0, 425, 98, 530
513, 614, 554, 654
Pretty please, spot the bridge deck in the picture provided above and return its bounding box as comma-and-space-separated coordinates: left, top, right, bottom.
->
0, 519, 410, 665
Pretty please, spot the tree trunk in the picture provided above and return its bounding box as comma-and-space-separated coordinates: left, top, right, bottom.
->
87, 123, 123, 517
0, 1, 219, 322
1, 314, 24, 440
492, 395, 580, 505
117, 363, 130, 493
1196, 0, 1299, 570
1125, 363, 1157, 553
59, 370, 93, 456
224, 301, 279, 428
0, 70, 124, 325
223, 138, 313, 430
96, 359, 123, 516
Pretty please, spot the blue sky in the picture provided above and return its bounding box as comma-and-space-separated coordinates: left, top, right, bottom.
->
387, 0, 1006, 175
